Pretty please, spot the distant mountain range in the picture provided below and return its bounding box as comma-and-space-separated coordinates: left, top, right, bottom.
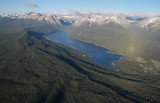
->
1, 11, 160, 103
0, 12, 74, 26
1, 12, 160, 31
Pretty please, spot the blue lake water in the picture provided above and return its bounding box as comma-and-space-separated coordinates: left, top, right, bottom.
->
43, 32, 122, 67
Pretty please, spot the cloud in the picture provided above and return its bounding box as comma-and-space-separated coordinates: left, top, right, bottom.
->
51, 10, 160, 18
25, 2, 38, 8
52, 10, 109, 16
123, 12, 160, 18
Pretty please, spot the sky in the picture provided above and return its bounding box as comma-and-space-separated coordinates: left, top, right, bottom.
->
0, 0, 160, 15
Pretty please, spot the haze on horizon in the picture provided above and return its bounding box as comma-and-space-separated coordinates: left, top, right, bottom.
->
0, 0, 160, 16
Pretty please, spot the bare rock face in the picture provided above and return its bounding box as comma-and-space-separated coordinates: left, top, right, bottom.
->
1, 12, 160, 31
74, 14, 130, 27
137, 17, 160, 31
1, 12, 74, 26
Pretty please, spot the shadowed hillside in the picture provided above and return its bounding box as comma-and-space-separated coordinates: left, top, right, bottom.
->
0, 29, 160, 103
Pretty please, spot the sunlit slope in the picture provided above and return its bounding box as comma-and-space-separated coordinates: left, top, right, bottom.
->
69, 24, 147, 58
68, 23, 160, 74
0, 29, 160, 103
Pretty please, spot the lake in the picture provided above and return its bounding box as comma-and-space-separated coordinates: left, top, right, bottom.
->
43, 32, 122, 67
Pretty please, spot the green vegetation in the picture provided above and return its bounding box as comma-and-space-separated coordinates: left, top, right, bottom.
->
0, 28, 160, 103
69, 24, 146, 59
0, 18, 160, 103
68, 23, 160, 74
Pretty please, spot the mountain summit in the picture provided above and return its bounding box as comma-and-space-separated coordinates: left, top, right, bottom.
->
1, 12, 160, 31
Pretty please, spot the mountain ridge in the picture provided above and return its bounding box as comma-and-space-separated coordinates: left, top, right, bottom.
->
1, 12, 160, 31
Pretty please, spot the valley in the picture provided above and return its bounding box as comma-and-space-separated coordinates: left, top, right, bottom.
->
43, 31, 122, 67
0, 12, 160, 103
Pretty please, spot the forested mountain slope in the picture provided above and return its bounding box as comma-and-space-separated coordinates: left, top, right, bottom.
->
0, 28, 160, 103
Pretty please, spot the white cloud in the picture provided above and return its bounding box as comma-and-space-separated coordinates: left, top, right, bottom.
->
123, 12, 160, 18
52, 10, 109, 16
25, 2, 38, 8
51, 10, 160, 17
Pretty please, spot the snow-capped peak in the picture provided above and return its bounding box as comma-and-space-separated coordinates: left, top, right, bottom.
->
137, 17, 160, 31
138, 17, 159, 27
1, 12, 74, 26
74, 14, 130, 27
